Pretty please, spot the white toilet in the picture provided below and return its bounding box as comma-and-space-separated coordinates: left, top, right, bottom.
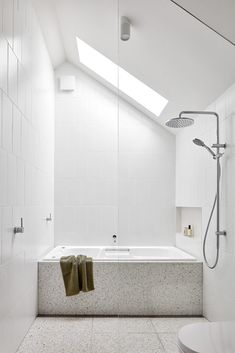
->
178, 321, 235, 353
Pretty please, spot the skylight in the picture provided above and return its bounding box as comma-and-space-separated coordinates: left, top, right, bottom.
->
76, 37, 168, 117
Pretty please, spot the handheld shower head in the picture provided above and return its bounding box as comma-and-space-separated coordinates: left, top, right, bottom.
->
193, 138, 216, 158
165, 117, 194, 128
193, 138, 205, 147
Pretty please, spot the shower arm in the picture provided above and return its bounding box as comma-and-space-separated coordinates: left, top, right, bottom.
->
179, 111, 219, 146
179, 111, 226, 239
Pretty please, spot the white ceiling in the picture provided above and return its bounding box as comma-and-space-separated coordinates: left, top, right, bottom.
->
174, 0, 235, 46
33, 0, 235, 128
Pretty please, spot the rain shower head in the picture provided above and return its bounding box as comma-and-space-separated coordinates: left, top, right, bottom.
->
165, 117, 194, 128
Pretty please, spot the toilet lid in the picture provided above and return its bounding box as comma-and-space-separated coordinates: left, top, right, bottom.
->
178, 321, 235, 353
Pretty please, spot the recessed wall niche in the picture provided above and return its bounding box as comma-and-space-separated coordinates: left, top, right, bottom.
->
176, 207, 202, 258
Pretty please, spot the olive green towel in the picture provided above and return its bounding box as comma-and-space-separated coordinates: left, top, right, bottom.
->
60, 255, 95, 296
77, 255, 95, 292
60, 256, 79, 296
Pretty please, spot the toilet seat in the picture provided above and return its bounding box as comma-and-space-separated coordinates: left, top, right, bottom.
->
178, 321, 235, 353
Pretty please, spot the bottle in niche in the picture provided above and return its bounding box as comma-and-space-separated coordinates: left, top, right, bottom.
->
184, 225, 193, 237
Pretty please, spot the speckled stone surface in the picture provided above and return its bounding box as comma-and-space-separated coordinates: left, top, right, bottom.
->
151, 317, 207, 333
158, 333, 179, 353
38, 262, 203, 315
17, 317, 207, 353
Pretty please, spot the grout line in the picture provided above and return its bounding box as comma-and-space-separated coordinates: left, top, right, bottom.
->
150, 317, 158, 334
90, 317, 94, 353
156, 332, 168, 353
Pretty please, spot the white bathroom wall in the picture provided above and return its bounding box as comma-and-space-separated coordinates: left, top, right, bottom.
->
176, 83, 235, 321
0, 1, 54, 352
55, 62, 175, 246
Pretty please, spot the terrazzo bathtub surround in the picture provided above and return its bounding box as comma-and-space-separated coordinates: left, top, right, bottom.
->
39, 261, 203, 315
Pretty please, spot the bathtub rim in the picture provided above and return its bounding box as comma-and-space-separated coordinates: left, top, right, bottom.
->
39, 245, 200, 263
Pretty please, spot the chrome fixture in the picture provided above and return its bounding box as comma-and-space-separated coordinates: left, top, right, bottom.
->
193, 138, 216, 158
120, 16, 130, 41
166, 111, 226, 269
112, 234, 117, 244
46, 213, 52, 222
14, 217, 24, 234
165, 116, 194, 128
193, 138, 225, 160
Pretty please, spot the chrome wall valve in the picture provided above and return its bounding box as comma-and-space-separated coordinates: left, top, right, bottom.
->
14, 218, 24, 234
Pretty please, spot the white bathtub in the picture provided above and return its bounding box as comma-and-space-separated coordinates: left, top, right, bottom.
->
42, 245, 196, 262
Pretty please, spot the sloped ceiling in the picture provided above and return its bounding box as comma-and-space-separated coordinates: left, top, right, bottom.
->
33, 0, 235, 127
174, 0, 235, 46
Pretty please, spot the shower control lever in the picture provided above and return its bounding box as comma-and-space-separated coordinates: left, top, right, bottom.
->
14, 218, 24, 234
216, 230, 226, 236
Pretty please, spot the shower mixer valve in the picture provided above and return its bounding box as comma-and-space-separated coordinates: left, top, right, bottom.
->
14, 218, 24, 234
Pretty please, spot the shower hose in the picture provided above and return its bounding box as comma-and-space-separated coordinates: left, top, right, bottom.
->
203, 160, 221, 269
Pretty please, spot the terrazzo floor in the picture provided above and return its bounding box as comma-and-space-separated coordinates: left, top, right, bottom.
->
17, 316, 207, 353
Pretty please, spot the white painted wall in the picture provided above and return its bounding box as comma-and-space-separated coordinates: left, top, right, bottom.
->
176, 84, 235, 321
0, 1, 54, 352
55, 62, 175, 246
